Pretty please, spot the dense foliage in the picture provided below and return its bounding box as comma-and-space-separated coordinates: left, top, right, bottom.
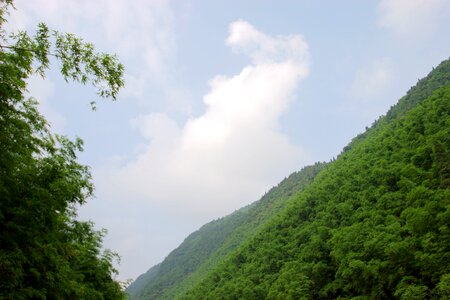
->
181, 59, 450, 299
127, 163, 327, 299
0, 1, 125, 299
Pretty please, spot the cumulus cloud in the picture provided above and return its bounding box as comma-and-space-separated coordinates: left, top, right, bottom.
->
98, 20, 311, 221
226, 20, 309, 65
377, 0, 450, 38
10, 9, 311, 279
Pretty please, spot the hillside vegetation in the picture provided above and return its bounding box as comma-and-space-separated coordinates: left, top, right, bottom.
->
127, 163, 327, 299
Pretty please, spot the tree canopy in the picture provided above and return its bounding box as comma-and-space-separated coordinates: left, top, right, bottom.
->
0, 1, 126, 299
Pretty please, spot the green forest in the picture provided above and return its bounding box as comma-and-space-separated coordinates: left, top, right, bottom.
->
1, 0, 450, 299
128, 59, 450, 299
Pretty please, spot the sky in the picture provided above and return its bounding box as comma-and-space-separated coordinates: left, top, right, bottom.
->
8, 0, 450, 281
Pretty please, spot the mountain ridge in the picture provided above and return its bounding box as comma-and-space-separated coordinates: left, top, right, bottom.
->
128, 57, 450, 299
182, 58, 450, 299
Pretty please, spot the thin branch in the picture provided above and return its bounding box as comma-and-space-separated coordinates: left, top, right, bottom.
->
0, 44, 58, 57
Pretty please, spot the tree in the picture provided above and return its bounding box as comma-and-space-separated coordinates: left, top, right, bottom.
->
0, 1, 126, 299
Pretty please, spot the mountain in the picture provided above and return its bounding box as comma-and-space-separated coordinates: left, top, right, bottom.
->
128, 57, 450, 299
181, 58, 450, 299
127, 162, 327, 299
126, 263, 161, 298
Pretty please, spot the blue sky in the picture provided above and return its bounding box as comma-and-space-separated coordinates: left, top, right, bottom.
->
9, 0, 450, 281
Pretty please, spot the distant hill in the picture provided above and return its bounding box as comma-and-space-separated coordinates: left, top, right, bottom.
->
126, 263, 161, 297
127, 162, 327, 299
128, 57, 450, 299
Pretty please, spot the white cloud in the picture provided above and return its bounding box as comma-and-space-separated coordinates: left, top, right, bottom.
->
92, 22, 311, 279
377, 0, 450, 38
226, 20, 309, 65
98, 20, 311, 221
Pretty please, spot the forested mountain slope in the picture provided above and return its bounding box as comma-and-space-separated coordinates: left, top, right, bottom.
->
126, 263, 161, 298
127, 163, 327, 299
182, 58, 450, 299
